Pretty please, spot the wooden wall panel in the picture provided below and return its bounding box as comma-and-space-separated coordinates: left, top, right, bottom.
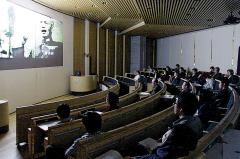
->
108, 30, 115, 77
117, 35, 123, 75
89, 22, 97, 75
99, 28, 106, 81
125, 35, 131, 73
74, 18, 85, 75
146, 38, 154, 68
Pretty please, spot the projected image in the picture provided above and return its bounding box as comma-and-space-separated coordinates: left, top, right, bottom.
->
0, 0, 63, 70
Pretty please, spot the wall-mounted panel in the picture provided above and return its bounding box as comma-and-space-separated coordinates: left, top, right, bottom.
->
89, 21, 97, 74
108, 30, 115, 76
117, 35, 123, 75
99, 28, 106, 80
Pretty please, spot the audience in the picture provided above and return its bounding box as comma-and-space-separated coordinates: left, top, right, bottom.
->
106, 92, 120, 111
214, 77, 231, 107
129, 92, 202, 159
45, 111, 102, 159
203, 74, 214, 90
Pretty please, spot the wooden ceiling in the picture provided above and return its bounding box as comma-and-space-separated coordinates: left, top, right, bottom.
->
33, 0, 240, 38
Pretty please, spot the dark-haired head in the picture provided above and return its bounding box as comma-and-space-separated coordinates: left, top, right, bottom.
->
215, 67, 220, 73
106, 92, 119, 110
210, 66, 214, 70
219, 77, 229, 90
227, 69, 234, 75
82, 111, 102, 133
57, 103, 70, 119
174, 92, 198, 116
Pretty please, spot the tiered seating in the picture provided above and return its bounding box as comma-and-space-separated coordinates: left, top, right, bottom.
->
41, 81, 167, 157
16, 76, 119, 145
184, 86, 239, 158
27, 77, 141, 157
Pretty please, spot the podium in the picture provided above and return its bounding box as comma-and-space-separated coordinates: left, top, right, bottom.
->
0, 100, 9, 133
70, 75, 97, 93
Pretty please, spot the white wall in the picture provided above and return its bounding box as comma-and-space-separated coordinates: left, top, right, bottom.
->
0, 0, 74, 113
157, 24, 240, 73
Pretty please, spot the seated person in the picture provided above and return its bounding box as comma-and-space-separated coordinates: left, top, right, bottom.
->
209, 66, 215, 77
45, 111, 102, 159
151, 78, 162, 95
165, 66, 173, 76
212, 67, 222, 80
174, 64, 180, 73
214, 77, 231, 107
190, 68, 200, 83
179, 67, 186, 78
56, 103, 72, 123
135, 70, 148, 91
226, 69, 239, 85
197, 89, 215, 128
203, 74, 214, 90
106, 92, 120, 111
129, 92, 202, 159
181, 81, 191, 93
171, 72, 181, 86
139, 78, 161, 97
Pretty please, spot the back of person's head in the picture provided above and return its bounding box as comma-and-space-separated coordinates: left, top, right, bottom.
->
176, 64, 180, 68
227, 69, 234, 75
136, 70, 141, 75
175, 92, 198, 116
107, 92, 119, 110
220, 77, 229, 89
215, 67, 220, 73
210, 66, 214, 71
82, 111, 102, 133
192, 68, 198, 73
57, 103, 70, 119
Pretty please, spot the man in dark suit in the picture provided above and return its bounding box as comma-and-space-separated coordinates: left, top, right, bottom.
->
227, 69, 239, 85
212, 67, 222, 80
130, 92, 202, 159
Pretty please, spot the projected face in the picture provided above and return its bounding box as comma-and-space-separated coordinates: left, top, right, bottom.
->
40, 20, 53, 43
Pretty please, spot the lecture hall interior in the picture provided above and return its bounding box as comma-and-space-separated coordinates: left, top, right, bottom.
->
1, 0, 240, 159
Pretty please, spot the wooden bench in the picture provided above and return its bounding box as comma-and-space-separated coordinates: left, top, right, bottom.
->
74, 106, 175, 159
28, 79, 141, 157
16, 76, 119, 145
40, 81, 167, 157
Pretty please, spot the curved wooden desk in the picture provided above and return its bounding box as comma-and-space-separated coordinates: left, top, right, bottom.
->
70, 75, 97, 93
0, 100, 9, 133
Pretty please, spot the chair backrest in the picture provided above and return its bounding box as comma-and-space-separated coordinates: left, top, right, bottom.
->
47, 82, 167, 149
16, 76, 119, 144
76, 107, 176, 159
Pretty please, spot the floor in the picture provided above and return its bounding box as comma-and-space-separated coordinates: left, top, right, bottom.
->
0, 113, 25, 159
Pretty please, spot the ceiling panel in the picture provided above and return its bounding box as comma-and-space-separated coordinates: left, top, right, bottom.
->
33, 0, 240, 38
